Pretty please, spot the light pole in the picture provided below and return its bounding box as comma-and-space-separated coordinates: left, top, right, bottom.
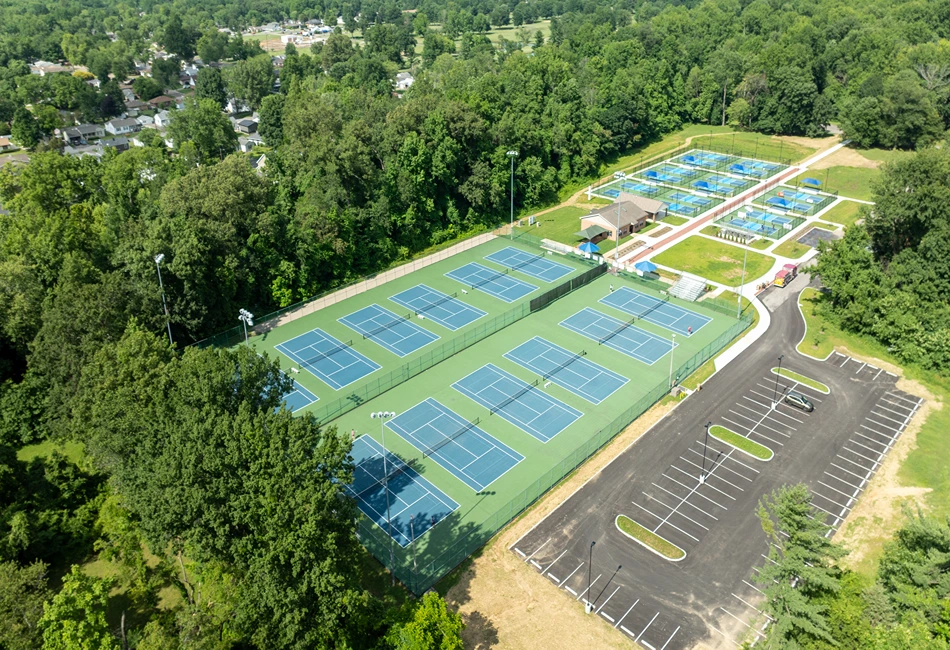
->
737, 245, 748, 318
586, 541, 596, 614
773, 355, 785, 408
615, 202, 627, 266
238, 309, 254, 344
153, 254, 173, 345
668, 333, 676, 389
507, 150, 519, 239
372, 411, 398, 585
409, 515, 418, 594
700, 421, 711, 484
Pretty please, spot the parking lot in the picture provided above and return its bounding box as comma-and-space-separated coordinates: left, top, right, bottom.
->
510, 291, 923, 649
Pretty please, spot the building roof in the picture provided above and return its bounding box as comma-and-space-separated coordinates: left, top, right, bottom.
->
580, 201, 648, 229
104, 137, 129, 147
108, 118, 139, 128
148, 95, 174, 105
620, 192, 668, 215
237, 118, 257, 127
74, 124, 101, 135
574, 225, 610, 240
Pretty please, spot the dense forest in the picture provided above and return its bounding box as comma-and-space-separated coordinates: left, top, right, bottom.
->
1, 0, 949, 647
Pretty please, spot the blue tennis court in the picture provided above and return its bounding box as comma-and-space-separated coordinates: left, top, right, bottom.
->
621, 181, 654, 193
747, 210, 792, 226
345, 436, 459, 547
280, 372, 318, 412
504, 337, 628, 404
725, 217, 778, 236
600, 287, 712, 336
485, 246, 573, 283
340, 304, 439, 357
602, 188, 620, 198
386, 398, 523, 492
453, 364, 583, 443
779, 190, 819, 202
643, 169, 683, 183
728, 163, 765, 178
668, 201, 699, 215
708, 174, 746, 188
445, 262, 538, 303
560, 307, 675, 365
389, 284, 486, 331
276, 328, 381, 390
661, 164, 697, 178
766, 196, 810, 212
670, 191, 712, 206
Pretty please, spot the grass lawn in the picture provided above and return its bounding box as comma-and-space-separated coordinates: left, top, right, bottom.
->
749, 238, 772, 250
653, 236, 774, 286
700, 131, 819, 165
855, 148, 914, 165
616, 515, 685, 560
639, 221, 659, 235
661, 215, 688, 226
772, 367, 829, 393
821, 200, 865, 228
812, 222, 837, 231
774, 238, 811, 259
709, 425, 773, 460
793, 166, 879, 202
17, 439, 85, 464
514, 205, 588, 245
701, 225, 719, 236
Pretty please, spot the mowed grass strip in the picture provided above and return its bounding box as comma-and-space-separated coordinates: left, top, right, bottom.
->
653, 236, 774, 285
709, 425, 773, 460
615, 515, 686, 560
797, 288, 835, 359
821, 200, 865, 228
772, 367, 829, 393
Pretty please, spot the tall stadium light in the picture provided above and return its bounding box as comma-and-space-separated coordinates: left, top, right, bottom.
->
153, 254, 173, 345
507, 150, 519, 240
668, 333, 676, 389
372, 411, 398, 585
238, 309, 254, 344
615, 204, 627, 266
773, 355, 785, 408
700, 421, 711, 484
737, 246, 748, 318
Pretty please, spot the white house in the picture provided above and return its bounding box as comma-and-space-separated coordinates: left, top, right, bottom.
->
105, 118, 142, 136
136, 114, 154, 127
238, 133, 264, 152
226, 98, 250, 115
395, 72, 414, 91
154, 110, 172, 128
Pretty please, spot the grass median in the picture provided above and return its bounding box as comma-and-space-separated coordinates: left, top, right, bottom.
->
615, 515, 686, 560
772, 367, 830, 394
709, 425, 773, 460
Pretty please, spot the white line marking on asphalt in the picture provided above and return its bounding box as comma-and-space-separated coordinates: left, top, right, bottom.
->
660, 626, 681, 650
543, 549, 568, 573
565, 587, 577, 595
615, 600, 639, 628
824, 471, 861, 491
637, 612, 660, 641
523, 538, 550, 564
547, 573, 559, 582
596, 586, 621, 614
720, 608, 766, 637
650, 484, 721, 519
601, 612, 614, 622
576, 574, 601, 601
530, 560, 542, 569
559, 562, 584, 587
732, 593, 773, 620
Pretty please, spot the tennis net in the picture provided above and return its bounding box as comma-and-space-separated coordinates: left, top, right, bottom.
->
636, 295, 670, 322
423, 417, 481, 458
543, 350, 587, 381
472, 268, 508, 290
490, 379, 540, 416
299, 340, 353, 367
415, 291, 458, 316
362, 313, 412, 340
509, 252, 545, 273
599, 316, 636, 346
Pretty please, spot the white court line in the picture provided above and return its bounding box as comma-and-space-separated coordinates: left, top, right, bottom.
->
650, 484, 721, 520
559, 562, 584, 587
660, 626, 681, 650
637, 612, 660, 641
615, 600, 639, 628
596, 585, 621, 614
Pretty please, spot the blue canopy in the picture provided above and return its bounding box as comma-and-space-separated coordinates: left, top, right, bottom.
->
578, 241, 599, 253
635, 260, 657, 273
729, 163, 749, 173
682, 155, 699, 164
801, 177, 822, 186
643, 170, 660, 179
767, 197, 791, 207
693, 180, 711, 189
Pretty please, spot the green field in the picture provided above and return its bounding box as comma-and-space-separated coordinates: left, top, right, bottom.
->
792, 167, 879, 202
820, 200, 865, 228
662, 215, 688, 226
653, 236, 775, 286
774, 237, 811, 259
616, 515, 685, 560
749, 238, 772, 250
246, 235, 748, 592
709, 425, 773, 460
514, 205, 588, 245
699, 132, 818, 165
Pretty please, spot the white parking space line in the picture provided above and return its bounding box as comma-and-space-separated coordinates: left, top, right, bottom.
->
852, 430, 889, 448
843, 445, 882, 465
876, 403, 912, 418
708, 624, 739, 646
663, 474, 730, 509
660, 626, 681, 650
768, 407, 804, 424
670, 465, 738, 499
720, 608, 766, 638
543, 549, 568, 573
871, 410, 906, 426
874, 368, 884, 380
836, 453, 874, 472
824, 471, 861, 491
653, 515, 701, 542
513, 547, 526, 557
885, 391, 919, 406
547, 573, 558, 582
747, 429, 786, 447
559, 562, 584, 587
732, 405, 796, 435
732, 593, 773, 620
685, 449, 755, 481
601, 612, 614, 623
523, 538, 550, 564
615, 600, 639, 628
830, 462, 869, 482
742, 579, 764, 594
810, 500, 843, 518
650, 484, 721, 520
637, 612, 660, 641
813, 489, 851, 511
632, 500, 672, 524
855, 362, 867, 373
861, 423, 897, 438
576, 574, 601, 601
704, 448, 760, 474
676, 457, 746, 492
565, 587, 577, 595
818, 480, 859, 501
866, 417, 901, 433
596, 586, 621, 614
530, 560, 542, 569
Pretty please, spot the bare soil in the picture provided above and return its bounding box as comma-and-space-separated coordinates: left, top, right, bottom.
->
808, 147, 879, 170
446, 401, 681, 650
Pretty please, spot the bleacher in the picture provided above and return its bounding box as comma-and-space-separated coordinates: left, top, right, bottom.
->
669, 274, 707, 302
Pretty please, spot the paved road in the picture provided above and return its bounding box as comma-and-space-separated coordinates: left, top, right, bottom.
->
511, 279, 922, 650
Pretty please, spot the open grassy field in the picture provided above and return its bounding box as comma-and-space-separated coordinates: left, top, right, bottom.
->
699, 131, 820, 165
820, 199, 865, 228
653, 236, 774, 286
774, 237, 811, 259
792, 166, 879, 201
514, 205, 588, 244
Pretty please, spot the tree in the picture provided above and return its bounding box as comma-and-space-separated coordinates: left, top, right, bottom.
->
223, 54, 274, 110
756, 484, 848, 648
161, 14, 197, 59
386, 593, 465, 649
533, 30, 545, 49
322, 31, 354, 71
150, 57, 181, 90
726, 97, 752, 128
39, 566, 117, 650
759, 66, 819, 135
168, 98, 239, 162
132, 77, 162, 101
196, 30, 228, 63
0, 561, 52, 650
10, 107, 40, 149
194, 67, 227, 109
490, 6, 510, 28
422, 31, 456, 67
258, 94, 285, 146
413, 12, 429, 36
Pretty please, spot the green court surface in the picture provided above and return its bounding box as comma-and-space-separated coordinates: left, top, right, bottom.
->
753, 185, 837, 216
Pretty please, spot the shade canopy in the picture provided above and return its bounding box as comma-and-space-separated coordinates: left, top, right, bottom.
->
801, 177, 821, 186
635, 260, 657, 273
578, 241, 600, 253
574, 225, 610, 240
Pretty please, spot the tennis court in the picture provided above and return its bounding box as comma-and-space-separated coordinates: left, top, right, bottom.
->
453, 364, 583, 443
445, 262, 538, 302
600, 287, 712, 336
560, 307, 674, 365
386, 398, 524, 491
346, 435, 459, 547
281, 372, 318, 411
765, 196, 811, 213
642, 169, 684, 183
724, 217, 778, 237
620, 180, 657, 194
276, 328, 381, 390
339, 304, 440, 357
660, 164, 698, 178
485, 246, 573, 283
669, 191, 712, 207
747, 210, 793, 226
667, 200, 700, 215
389, 284, 486, 331
503, 337, 628, 404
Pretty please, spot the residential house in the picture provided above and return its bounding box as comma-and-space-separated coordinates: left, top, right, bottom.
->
226, 98, 250, 115
154, 110, 173, 128
0, 136, 15, 152
30, 60, 75, 76
578, 193, 669, 242
86, 78, 101, 89
125, 99, 146, 117
121, 86, 136, 102
148, 95, 175, 110
236, 118, 258, 134
102, 137, 130, 152
62, 124, 105, 146
395, 72, 414, 91
105, 118, 142, 136
63, 144, 101, 158
136, 115, 154, 127
250, 153, 267, 173
238, 133, 264, 152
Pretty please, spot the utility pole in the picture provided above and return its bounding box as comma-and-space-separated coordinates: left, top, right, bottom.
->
507, 150, 519, 239
700, 421, 712, 484
154, 254, 173, 345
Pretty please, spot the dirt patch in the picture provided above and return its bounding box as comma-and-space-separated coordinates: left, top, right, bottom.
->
650, 226, 672, 238
446, 401, 681, 650
830, 350, 936, 571
809, 147, 880, 170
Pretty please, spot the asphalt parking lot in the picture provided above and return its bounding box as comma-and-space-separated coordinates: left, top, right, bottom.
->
510, 282, 923, 649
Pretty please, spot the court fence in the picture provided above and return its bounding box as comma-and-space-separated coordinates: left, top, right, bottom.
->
357, 309, 754, 595
713, 208, 808, 241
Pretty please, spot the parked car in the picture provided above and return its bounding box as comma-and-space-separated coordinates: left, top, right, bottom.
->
784, 391, 814, 412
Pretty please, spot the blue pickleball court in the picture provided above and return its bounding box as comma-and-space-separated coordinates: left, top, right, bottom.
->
600, 287, 712, 336
560, 307, 675, 365
389, 284, 486, 331
339, 304, 439, 357
280, 371, 318, 411
445, 262, 538, 302
504, 337, 628, 404
484, 246, 574, 283
346, 436, 459, 547
276, 328, 380, 390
